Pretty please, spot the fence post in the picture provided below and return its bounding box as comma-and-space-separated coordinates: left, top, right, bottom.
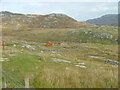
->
3, 77, 7, 88
2, 40, 5, 51
25, 77, 29, 88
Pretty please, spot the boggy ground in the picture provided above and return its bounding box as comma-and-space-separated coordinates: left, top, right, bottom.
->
1, 25, 118, 88
2, 41, 118, 88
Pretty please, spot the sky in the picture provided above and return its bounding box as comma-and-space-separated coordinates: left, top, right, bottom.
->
0, 0, 119, 21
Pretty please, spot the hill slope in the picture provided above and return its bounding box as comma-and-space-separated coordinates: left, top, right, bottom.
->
1, 11, 90, 29
86, 14, 118, 26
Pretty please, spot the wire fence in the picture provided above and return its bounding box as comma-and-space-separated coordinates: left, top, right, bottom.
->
2, 70, 25, 88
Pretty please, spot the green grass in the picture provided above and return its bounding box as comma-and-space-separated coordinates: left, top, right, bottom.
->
2, 25, 118, 88
2, 42, 118, 88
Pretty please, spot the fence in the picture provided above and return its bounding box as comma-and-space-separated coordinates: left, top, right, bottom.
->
2, 70, 29, 88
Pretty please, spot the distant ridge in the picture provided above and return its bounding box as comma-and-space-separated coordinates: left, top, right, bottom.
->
85, 14, 118, 26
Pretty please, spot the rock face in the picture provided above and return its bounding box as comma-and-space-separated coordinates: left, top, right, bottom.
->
86, 14, 118, 26
104, 60, 119, 65
1, 11, 91, 28
20, 44, 36, 50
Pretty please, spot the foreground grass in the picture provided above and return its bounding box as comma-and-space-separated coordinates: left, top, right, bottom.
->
2, 43, 118, 88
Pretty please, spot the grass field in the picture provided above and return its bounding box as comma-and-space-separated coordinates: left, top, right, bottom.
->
1, 25, 118, 88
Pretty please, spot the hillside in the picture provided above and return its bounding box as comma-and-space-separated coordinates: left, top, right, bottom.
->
2, 25, 118, 88
1, 11, 90, 29
1, 11, 118, 44
86, 14, 118, 26
1, 11, 118, 88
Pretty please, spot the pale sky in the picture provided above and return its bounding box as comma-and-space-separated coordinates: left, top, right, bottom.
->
0, 0, 119, 21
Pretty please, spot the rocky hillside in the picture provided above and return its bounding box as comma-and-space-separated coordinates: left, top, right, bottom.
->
86, 14, 118, 26
1, 11, 90, 29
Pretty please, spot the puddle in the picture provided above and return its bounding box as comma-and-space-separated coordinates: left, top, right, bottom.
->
75, 65, 87, 68
53, 58, 71, 63
75, 63, 85, 65
55, 54, 62, 56
88, 56, 104, 59
53, 58, 87, 68
0, 58, 10, 61
36, 53, 41, 57
75, 62, 86, 68
52, 51, 56, 53
43, 49, 80, 52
